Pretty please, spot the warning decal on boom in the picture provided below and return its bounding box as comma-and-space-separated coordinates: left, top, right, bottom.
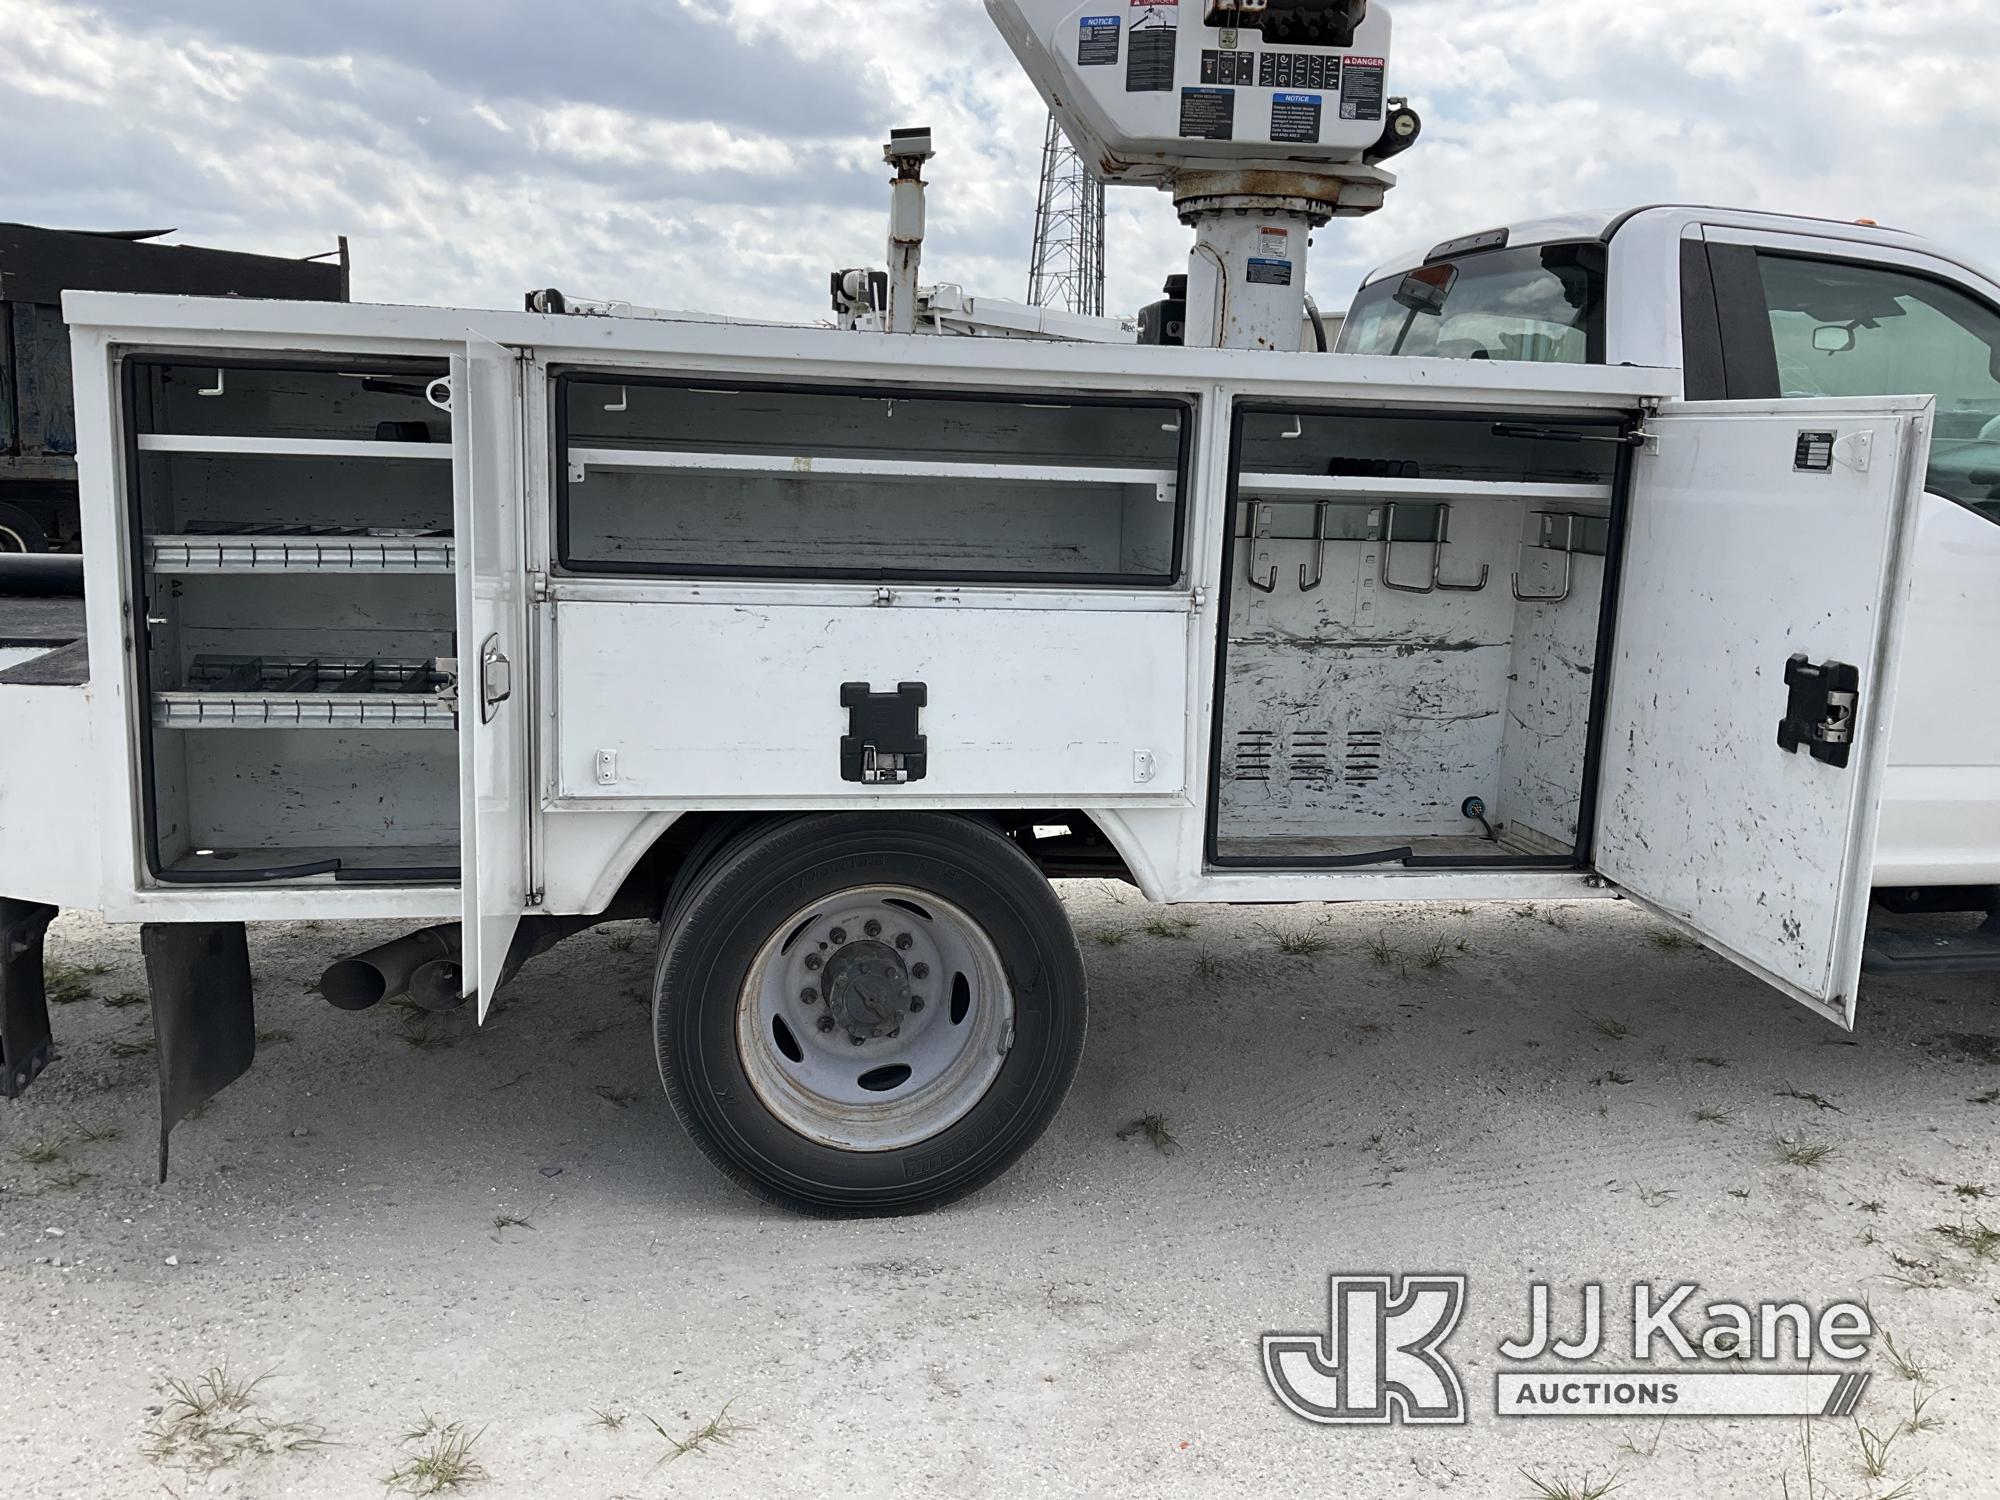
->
1126, 0, 1178, 92
1178, 86, 1235, 140
1340, 56, 1386, 120
1270, 91, 1322, 144
1078, 15, 1120, 66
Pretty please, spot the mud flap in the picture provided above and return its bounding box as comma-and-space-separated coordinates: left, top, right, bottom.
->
0, 899, 60, 1099
142, 922, 255, 1181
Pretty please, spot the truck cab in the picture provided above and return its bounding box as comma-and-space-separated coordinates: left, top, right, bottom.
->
1341, 207, 2000, 960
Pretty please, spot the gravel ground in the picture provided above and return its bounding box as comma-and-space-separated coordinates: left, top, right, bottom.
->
3, 887, 1998, 1498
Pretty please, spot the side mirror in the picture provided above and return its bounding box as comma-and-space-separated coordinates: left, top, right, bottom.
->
1812, 323, 1857, 355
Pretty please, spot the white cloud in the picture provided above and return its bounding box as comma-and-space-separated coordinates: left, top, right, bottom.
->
0, 0, 1996, 324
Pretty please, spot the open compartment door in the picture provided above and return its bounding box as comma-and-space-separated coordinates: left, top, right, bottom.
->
451, 346, 530, 1021
1593, 398, 1932, 1027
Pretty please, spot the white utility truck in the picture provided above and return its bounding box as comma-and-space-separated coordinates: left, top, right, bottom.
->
0, 1, 1952, 1214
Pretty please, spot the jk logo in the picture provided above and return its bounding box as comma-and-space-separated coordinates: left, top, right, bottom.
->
1262, 1274, 1468, 1425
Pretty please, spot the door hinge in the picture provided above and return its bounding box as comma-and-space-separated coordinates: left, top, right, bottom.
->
1778, 655, 1859, 769
528, 569, 550, 602
1189, 586, 1208, 613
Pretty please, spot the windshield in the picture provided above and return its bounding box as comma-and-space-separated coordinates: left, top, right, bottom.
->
1338, 243, 1606, 364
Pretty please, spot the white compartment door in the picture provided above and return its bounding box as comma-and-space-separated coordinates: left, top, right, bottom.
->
1593, 398, 1932, 1027
451, 347, 530, 1021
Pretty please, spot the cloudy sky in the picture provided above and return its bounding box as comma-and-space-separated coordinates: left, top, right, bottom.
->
3, 0, 1996, 325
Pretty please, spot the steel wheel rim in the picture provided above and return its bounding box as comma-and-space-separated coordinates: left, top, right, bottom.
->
0, 523, 27, 554
735, 884, 1013, 1152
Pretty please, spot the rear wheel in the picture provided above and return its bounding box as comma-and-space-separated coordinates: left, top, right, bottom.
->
0, 502, 48, 554
653, 813, 1086, 1215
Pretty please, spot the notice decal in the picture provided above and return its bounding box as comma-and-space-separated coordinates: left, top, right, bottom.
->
1270, 91, 1322, 144
1077, 14, 1120, 66
1178, 86, 1235, 140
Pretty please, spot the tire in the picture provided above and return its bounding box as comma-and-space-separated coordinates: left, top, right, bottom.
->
0, 502, 48, 554
653, 812, 1087, 1216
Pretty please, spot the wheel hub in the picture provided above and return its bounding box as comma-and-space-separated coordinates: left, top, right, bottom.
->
821, 939, 911, 1039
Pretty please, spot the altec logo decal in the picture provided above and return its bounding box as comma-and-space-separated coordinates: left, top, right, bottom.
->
1262, 1275, 1467, 1425
1263, 1277, 1876, 1427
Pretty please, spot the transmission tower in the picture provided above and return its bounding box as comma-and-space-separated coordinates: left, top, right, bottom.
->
1026, 112, 1106, 315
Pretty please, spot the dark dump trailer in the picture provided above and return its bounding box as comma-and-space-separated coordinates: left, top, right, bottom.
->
0, 223, 348, 552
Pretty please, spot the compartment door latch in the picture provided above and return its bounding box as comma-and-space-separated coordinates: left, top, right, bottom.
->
1777, 654, 1859, 769
480, 634, 512, 724
840, 681, 927, 784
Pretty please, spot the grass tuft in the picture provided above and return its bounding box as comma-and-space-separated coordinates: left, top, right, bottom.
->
1191, 948, 1223, 982
1776, 1135, 1836, 1169
1933, 1219, 2000, 1260
256, 1028, 293, 1046
1693, 1055, 1731, 1069
385, 1414, 486, 1495
1693, 1106, 1735, 1125
1416, 936, 1453, 971
1576, 1009, 1635, 1041
1853, 1417, 1898, 1480
589, 1408, 626, 1431
1648, 930, 1690, 951
1142, 914, 1198, 940
646, 1403, 748, 1465
1262, 919, 1332, 956
1117, 1113, 1181, 1156
44, 960, 110, 1004
1776, 1085, 1843, 1113
140, 1366, 326, 1472
16, 1141, 63, 1165
101, 990, 148, 1010
1086, 926, 1129, 947
1519, 1467, 1624, 1500
491, 1215, 534, 1232
108, 1036, 155, 1059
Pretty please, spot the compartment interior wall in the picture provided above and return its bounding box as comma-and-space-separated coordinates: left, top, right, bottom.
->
159, 729, 459, 874
128, 357, 463, 883
559, 376, 1185, 579
138, 453, 452, 534
1213, 407, 1620, 863
141, 359, 451, 442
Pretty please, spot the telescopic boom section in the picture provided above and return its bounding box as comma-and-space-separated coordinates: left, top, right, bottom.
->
985, 0, 1420, 348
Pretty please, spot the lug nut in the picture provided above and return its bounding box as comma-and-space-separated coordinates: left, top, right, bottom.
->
864, 918, 882, 937
800, 987, 819, 1004
816, 1015, 835, 1033
894, 932, 913, 951
829, 926, 847, 944
850, 1034, 866, 1047
887, 1027, 900, 1039
804, 952, 823, 972
910, 997, 925, 1013
910, 962, 929, 980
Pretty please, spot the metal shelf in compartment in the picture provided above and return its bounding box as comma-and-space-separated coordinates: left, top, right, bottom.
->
153, 655, 459, 729
148, 525, 454, 574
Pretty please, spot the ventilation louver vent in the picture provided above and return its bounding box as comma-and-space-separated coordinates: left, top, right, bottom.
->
1344, 729, 1385, 785
1234, 728, 1275, 782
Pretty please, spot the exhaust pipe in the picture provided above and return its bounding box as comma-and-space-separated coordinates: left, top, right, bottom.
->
405, 913, 607, 1013
320, 925, 458, 1011
327, 907, 634, 1015
407, 954, 467, 1013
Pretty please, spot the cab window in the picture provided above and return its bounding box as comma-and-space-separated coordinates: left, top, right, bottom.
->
1338, 244, 1606, 365
1756, 253, 2000, 519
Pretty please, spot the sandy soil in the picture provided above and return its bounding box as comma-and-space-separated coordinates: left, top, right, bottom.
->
2, 887, 1997, 1499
